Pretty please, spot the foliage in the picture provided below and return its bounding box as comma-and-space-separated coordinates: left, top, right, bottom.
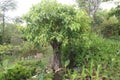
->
62, 33, 120, 75
93, 9, 120, 38
101, 23, 120, 37
0, 0, 16, 11
18, 59, 45, 69
0, 44, 22, 64
18, 59, 53, 80
0, 44, 13, 55
109, 5, 120, 22
0, 23, 23, 44
4, 64, 35, 80
0, 0, 119, 80
24, 0, 91, 45
24, 0, 91, 73
76, 0, 101, 17
0, 59, 15, 80
87, 33, 120, 63
99, 4, 120, 38
19, 42, 36, 56
0, 0, 17, 44
0, 44, 20, 55
94, 10, 109, 26
83, 34, 120, 79
0, 32, 2, 44
32, 33, 120, 80
109, 35, 120, 41
62, 32, 91, 67
76, 0, 110, 20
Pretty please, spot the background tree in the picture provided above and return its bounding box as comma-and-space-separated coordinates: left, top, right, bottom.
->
109, 4, 120, 21
0, 22, 22, 44
92, 4, 120, 39
0, 0, 17, 44
76, 0, 110, 25
76, 0, 101, 18
105, 4, 120, 39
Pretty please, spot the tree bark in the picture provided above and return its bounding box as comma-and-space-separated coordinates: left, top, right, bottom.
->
69, 49, 75, 69
53, 49, 62, 71
50, 38, 62, 80
67, 41, 75, 69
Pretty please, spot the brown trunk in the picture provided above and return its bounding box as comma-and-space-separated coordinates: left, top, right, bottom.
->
53, 50, 62, 80
67, 41, 75, 69
50, 38, 62, 80
53, 49, 62, 71
69, 49, 75, 69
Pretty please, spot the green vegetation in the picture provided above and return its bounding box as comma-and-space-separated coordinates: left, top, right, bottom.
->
24, 0, 91, 77
0, 0, 120, 80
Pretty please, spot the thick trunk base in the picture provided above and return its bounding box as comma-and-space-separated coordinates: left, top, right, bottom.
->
50, 39, 62, 80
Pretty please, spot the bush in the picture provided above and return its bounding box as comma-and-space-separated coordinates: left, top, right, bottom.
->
63, 34, 120, 67
62, 33, 91, 67
0, 44, 13, 55
0, 44, 21, 63
109, 35, 120, 41
19, 41, 44, 58
101, 23, 120, 38
0, 44, 21, 56
18, 59, 45, 69
5, 64, 35, 80
18, 59, 53, 80
88, 34, 120, 65
0, 72, 3, 80
62, 33, 120, 79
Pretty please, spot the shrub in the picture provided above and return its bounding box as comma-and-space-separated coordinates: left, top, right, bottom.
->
78, 34, 120, 79
0, 44, 21, 56
109, 35, 120, 41
19, 41, 45, 58
62, 33, 120, 79
0, 72, 3, 80
18, 59, 45, 69
5, 64, 35, 80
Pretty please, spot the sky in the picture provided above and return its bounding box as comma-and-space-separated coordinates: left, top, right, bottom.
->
6, 0, 116, 18
6, 0, 76, 18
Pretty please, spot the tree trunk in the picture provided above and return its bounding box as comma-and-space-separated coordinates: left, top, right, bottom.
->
2, 12, 5, 44
53, 49, 62, 71
67, 41, 75, 69
69, 49, 75, 69
50, 38, 62, 80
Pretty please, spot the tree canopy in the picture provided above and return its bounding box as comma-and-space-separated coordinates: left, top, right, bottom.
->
24, 0, 91, 45
0, 0, 16, 11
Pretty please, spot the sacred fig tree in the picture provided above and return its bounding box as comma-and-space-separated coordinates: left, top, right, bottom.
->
24, 0, 91, 72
